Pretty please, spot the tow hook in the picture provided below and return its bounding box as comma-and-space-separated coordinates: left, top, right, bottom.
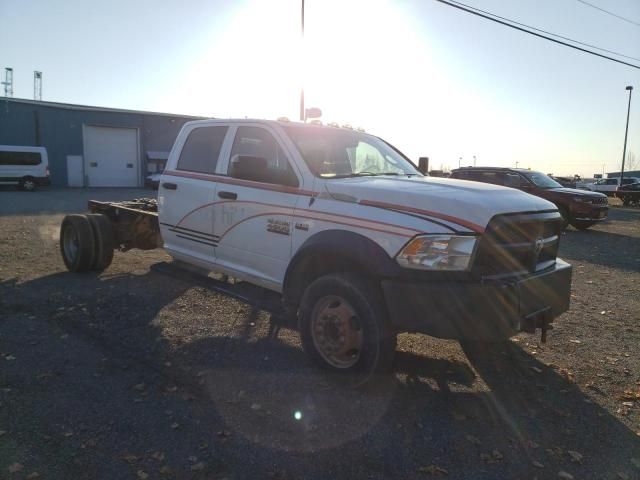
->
523, 308, 553, 343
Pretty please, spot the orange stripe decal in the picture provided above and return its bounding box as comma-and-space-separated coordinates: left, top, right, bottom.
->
216, 212, 415, 242
359, 199, 485, 233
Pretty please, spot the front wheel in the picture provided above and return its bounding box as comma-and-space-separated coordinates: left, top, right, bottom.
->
299, 273, 396, 387
558, 207, 570, 230
570, 220, 596, 231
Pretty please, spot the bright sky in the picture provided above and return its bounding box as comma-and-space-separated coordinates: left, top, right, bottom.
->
1, 0, 639, 177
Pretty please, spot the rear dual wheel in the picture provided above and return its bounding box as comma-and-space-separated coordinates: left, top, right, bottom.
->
86, 214, 114, 271
60, 214, 114, 272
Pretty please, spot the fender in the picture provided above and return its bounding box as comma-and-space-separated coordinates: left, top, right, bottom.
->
282, 229, 402, 305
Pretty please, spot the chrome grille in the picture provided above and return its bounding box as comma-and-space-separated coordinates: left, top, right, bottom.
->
591, 196, 608, 205
473, 212, 563, 278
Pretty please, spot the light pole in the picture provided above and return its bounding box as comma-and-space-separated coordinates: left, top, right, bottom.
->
620, 85, 633, 185
473, 155, 476, 167
458, 157, 462, 168
299, 0, 305, 121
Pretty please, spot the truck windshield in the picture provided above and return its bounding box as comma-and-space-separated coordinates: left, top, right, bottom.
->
522, 171, 562, 189
283, 125, 421, 178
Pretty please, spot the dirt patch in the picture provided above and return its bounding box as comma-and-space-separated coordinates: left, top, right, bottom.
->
0, 190, 639, 479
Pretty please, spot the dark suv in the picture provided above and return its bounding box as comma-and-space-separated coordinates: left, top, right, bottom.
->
450, 167, 608, 230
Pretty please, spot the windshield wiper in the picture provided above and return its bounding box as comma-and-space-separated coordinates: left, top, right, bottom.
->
322, 172, 377, 179
321, 171, 405, 179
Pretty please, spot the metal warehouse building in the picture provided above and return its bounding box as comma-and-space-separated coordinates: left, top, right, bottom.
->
0, 97, 204, 187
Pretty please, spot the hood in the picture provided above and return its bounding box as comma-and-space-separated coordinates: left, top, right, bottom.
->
548, 187, 606, 197
323, 176, 556, 233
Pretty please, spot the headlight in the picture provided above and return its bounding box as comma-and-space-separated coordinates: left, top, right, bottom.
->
396, 235, 478, 271
573, 197, 592, 203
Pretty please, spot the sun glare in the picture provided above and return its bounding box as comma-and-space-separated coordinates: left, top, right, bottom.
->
174, 0, 586, 173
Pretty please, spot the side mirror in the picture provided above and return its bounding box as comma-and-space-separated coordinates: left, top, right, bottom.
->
418, 157, 429, 175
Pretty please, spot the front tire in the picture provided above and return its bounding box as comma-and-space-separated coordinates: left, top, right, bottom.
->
570, 220, 596, 231
558, 206, 570, 230
60, 215, 96, 272
299, 273, 396, 387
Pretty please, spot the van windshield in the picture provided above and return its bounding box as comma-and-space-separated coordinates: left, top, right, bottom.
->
282, 126, 421, 178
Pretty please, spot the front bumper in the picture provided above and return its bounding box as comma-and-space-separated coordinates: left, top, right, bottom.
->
382, 259, 572, 341
571, 204, 608, 221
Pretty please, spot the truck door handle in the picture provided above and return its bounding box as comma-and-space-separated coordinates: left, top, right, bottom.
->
218, 191, 237, 200
163, 182, 177, 190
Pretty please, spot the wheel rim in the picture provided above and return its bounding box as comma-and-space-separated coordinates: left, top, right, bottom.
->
62, 225, 79, 263
310, 295, 363, 369
23, 180, 35, 190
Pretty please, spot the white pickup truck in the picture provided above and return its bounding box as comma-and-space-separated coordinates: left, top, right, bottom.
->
584, 177, 640, 196
60, 119, 572, 384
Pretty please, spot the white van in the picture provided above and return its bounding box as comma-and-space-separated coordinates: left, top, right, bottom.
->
0, 145, 51, 191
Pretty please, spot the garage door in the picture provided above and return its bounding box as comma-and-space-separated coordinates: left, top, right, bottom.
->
83, 126, 139, 187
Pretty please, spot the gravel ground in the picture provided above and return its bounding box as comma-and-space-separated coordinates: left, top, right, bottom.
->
0, 188, 639, 480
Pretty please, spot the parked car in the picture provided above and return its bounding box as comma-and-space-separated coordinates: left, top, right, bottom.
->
145, 172, 162, 189
450, 167, 608, 230
58, 119, 572, 384
0, 145, 50, 191
615, 182, 640, 206
584, 177, 640, 196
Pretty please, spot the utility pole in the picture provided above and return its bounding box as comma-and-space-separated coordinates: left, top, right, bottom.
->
2, 67, 13, 97
620, 85, 633, 185
299, 0, 305, 121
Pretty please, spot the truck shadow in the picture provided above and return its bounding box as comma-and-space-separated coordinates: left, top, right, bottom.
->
2, 269, 639, 479
560, 227, 640, 272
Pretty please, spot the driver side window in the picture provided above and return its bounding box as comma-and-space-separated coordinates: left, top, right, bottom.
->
228, 126, 298, 187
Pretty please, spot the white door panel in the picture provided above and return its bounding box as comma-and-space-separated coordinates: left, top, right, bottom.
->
159, 174, 217, 264
66, 155, 83, 187
213, 191, 299, 287
158, 124, 231, 266
213, 125, 303, 288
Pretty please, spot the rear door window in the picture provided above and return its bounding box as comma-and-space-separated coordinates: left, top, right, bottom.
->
177, 126, 228, 174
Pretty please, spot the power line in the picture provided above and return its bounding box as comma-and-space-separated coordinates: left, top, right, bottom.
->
574, 0, 640, 28
433, 0, 640, 70
448, 0, 640, 62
